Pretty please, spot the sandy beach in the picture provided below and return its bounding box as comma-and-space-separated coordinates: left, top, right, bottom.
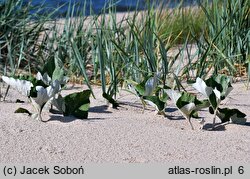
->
0, 81, 249, 164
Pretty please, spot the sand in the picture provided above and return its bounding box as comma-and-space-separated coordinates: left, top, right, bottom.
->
0, 81, 250, 164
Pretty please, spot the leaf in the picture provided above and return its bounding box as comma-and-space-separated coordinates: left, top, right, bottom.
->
64, 90, 91, 119
36, 72, 51, 85
208, 91, 218, 110
32, 80, 61, 108
205, 77, 223, 93
18, 75, 48, 98
166, 89, 181, 104
158, 88, 169, 103
217, 108, 247, 124
209, 106, 214, 114
102, 92, 119, 108
52, 66, 68, 85
72, 103, 90, 119
143, 96, 165, 112
205, 75, 233, 100
134, 83, 145, 96
176, 92, 197, 109
2, 76, 33, 96
176, 92, 203, 117
167, 90, 208, 119
41, 59, 56, 78
51, 94, 66, 113
28, 79, 48, 98
192, 77, 211, 97
30, 80, 61, 121
144, 74, 158, 96
134, 77, 150, 97
230, 110, 247, 125
195, 99, 210, 111
214, 75, 233, 100
193, 75, 233, 111
14, 108, 31, 116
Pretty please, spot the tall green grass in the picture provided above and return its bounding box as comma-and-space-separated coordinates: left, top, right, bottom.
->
190, 0, 249, 78
1, 0, 249, 103
0, 0, 58, 76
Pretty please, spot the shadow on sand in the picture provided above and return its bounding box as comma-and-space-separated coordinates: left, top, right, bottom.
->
45, 105, 112, 123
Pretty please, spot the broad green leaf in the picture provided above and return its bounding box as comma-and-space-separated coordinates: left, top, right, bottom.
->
14, 108, 31, 116
179, 103, 196, 117
195, 99, 210, 111
29, 79, 48, 98
72, 103, 90, 119
167, 90, 208, 120
176, 92, 197, 109
176, 92, 208, 117
143, 96, 165, 112
217, 108, 247, 124
158, 88, 169, 103
230, 111, 247, 125
205, 75, 233, 100
216, 108, 232, 123
134, 77, 151, 96
193, 75, 233, 111
64, 90, 91, 119
209, 92, 218, 110
135, 83, 145, 96
214, 75, 233, 100
17, 74, 48, 98
41, 59, 56, 78
52, 66, 68, 85
205, 77, 223, 93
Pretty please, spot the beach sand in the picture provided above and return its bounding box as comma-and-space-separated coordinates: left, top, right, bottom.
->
0, 81, 250, 164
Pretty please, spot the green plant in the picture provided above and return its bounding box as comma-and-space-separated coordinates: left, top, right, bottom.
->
166, 89, 209, 129
126, 73, 167, 115
189, 0, 250, 79
1, 58, 91, 121
193, 74, 247, 128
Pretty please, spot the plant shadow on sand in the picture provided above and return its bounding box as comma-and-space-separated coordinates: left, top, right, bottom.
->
47, 115, 106, 123
46, 105, 112, 123
89, 105, 112, 114
202, 122, 250, 131
202, 123, 226, 131
165, 107, 185, 120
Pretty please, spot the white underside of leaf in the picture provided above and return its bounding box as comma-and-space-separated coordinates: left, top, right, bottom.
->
2, 76, 33, 96
30, 80, 61, 121
193, 77, 208, 97
145, 75, 158, 96
51, 94, 66, 112
36, 72, 51, 85
166, 89, 181, 104
213, 87, 221, 99
180, 103, 196, 116
144, 99, 160, 111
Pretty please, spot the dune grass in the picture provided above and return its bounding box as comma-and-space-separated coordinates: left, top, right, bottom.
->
0, 0, 249, 101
